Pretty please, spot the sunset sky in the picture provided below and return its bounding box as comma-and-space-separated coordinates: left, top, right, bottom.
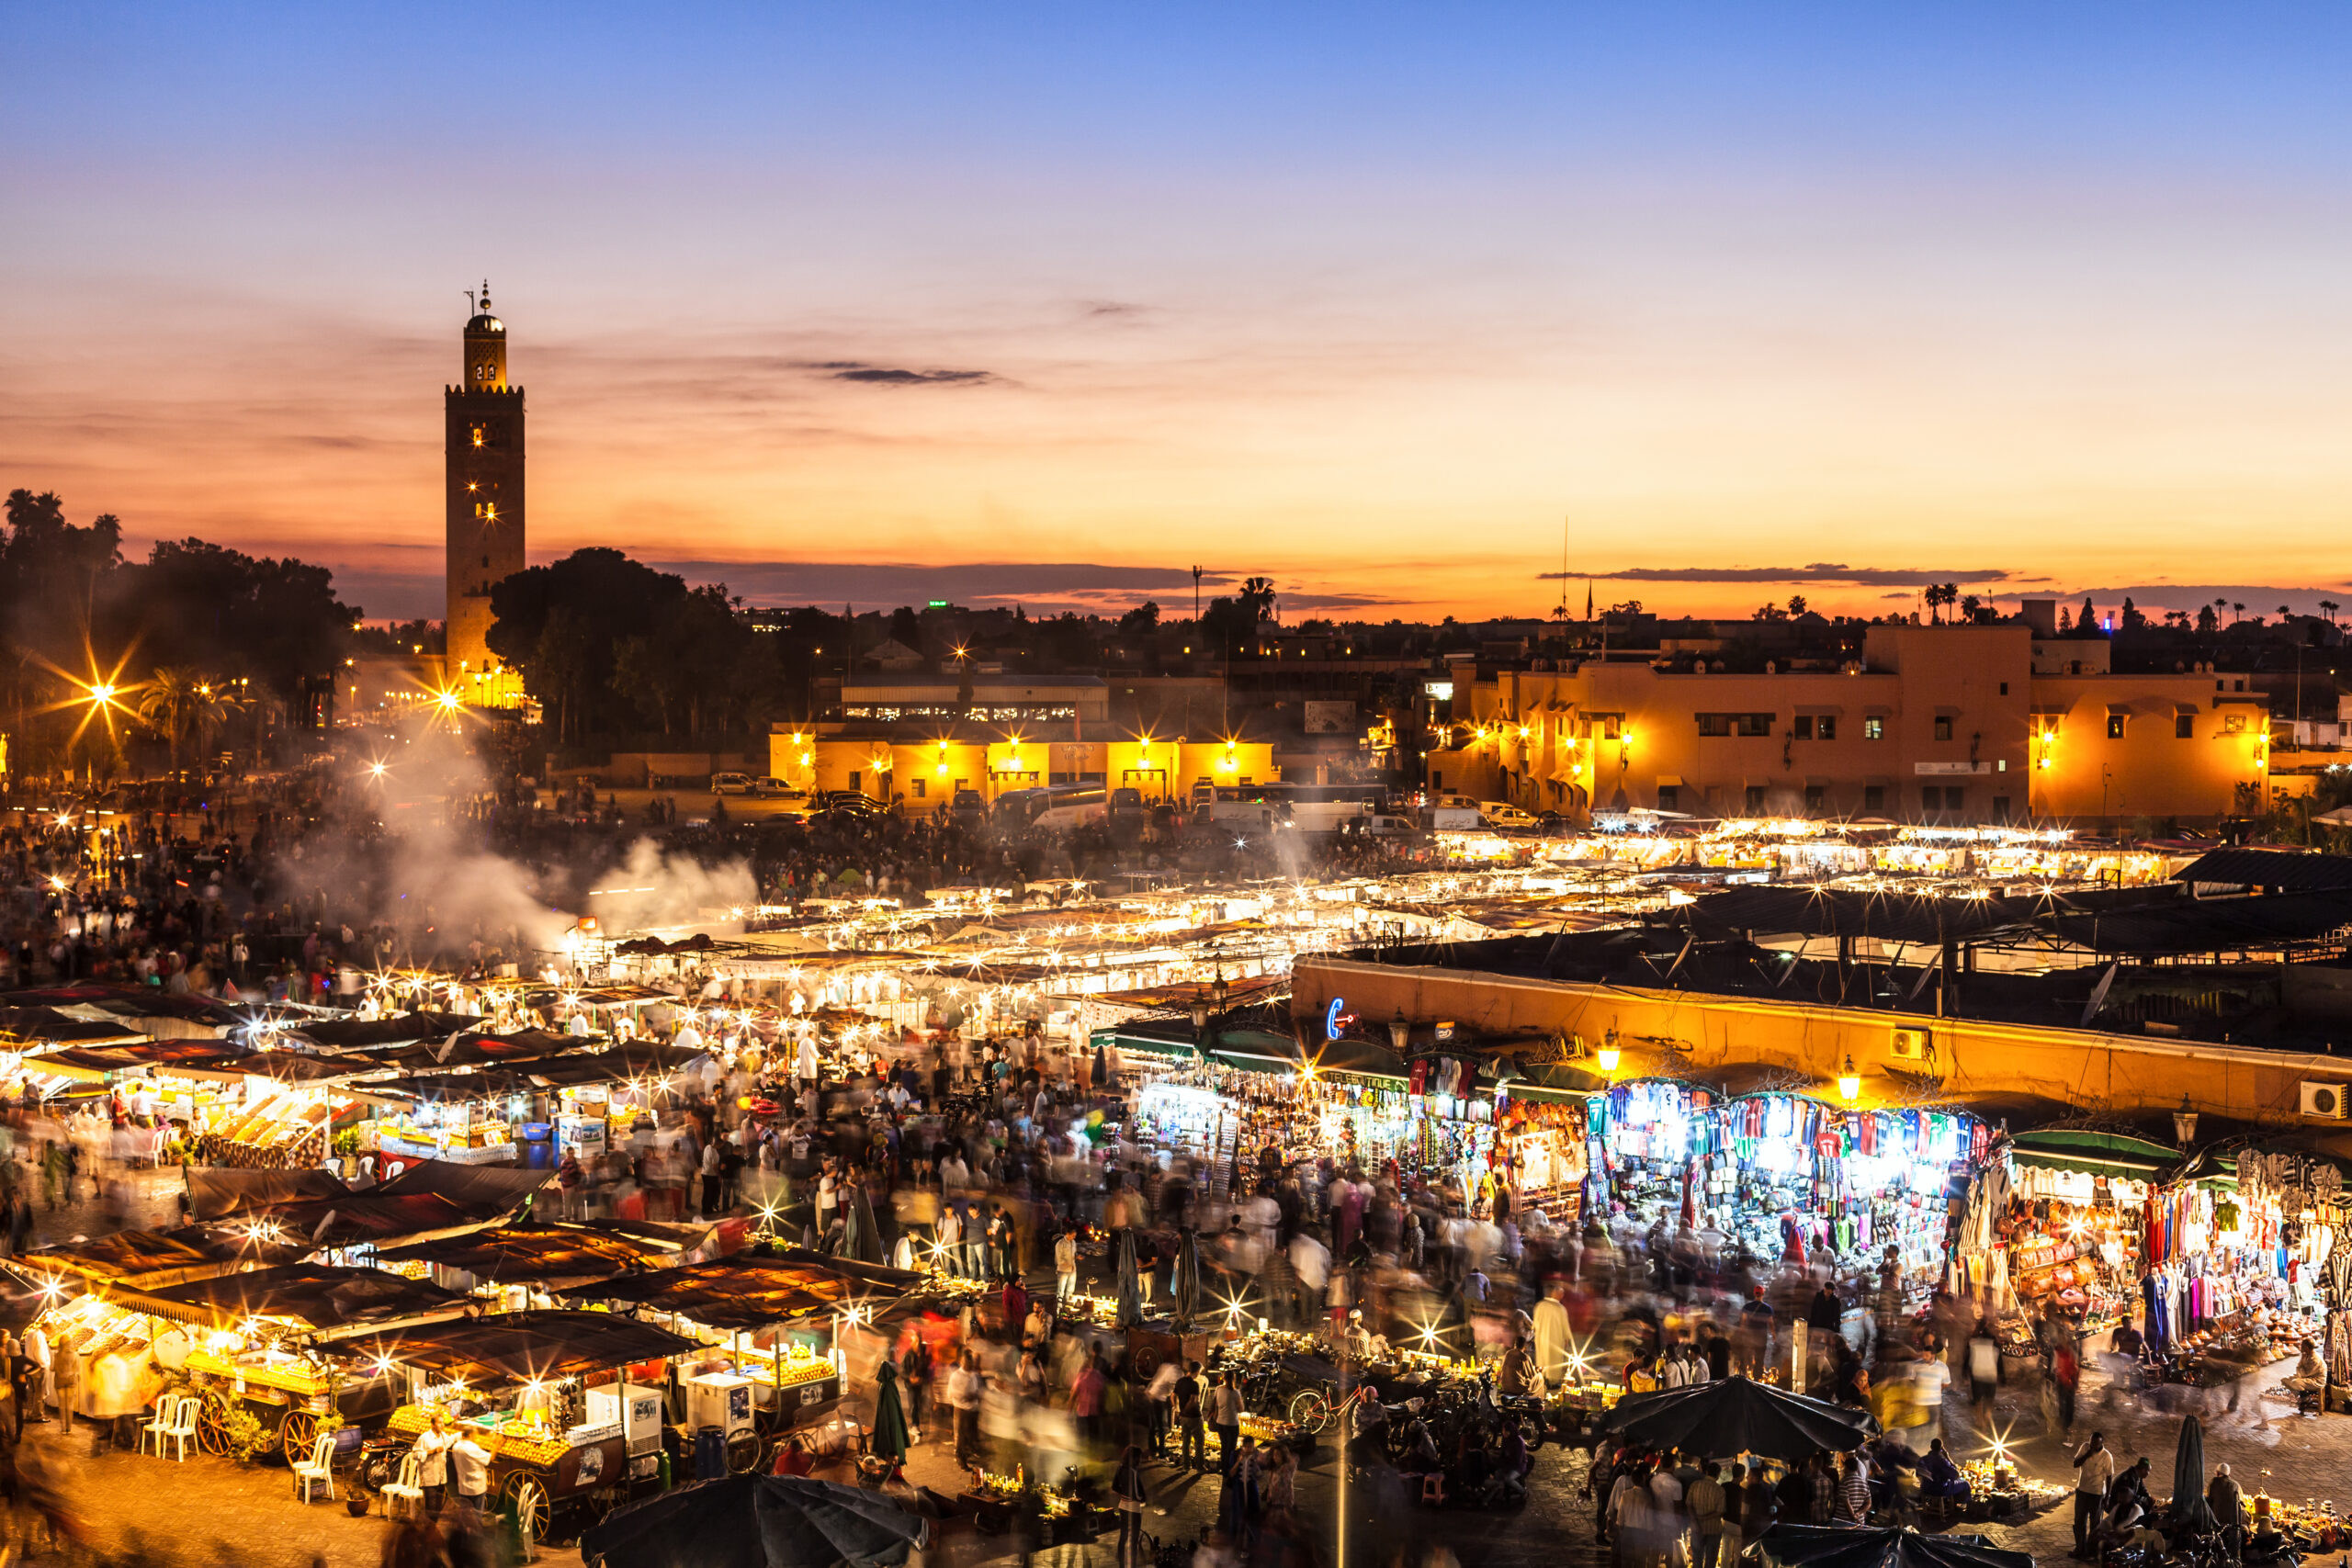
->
6, 4, 2349, 623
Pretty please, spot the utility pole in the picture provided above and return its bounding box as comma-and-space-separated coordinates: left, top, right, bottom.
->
1191, 565, 1204, 623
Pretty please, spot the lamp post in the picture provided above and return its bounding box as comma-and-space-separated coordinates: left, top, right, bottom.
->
2173, 1095, 2199, 1148
1388, 1009, 1410, 1053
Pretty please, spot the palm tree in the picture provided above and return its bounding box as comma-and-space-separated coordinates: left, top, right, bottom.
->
2232, 602, 2245, 622
187, 680, 247, 770
136, 667, 203, 773
2321, 601, 2340, 624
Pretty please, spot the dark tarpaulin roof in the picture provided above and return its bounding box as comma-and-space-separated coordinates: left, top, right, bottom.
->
187, 1168, 350, 1221
292, 1012, 477, 1051
373, 1029, 581, 1072
1678, 886, 2043, 945
125, 1262, 472, 1331
37, 1039, 252, 1077
2, 984, 246, 1026
351, 1309, 698, 1387
1748, 1526, 2034, 1568
0, 1009, 149, 1047
2175, 847, 2352, 893
18, 1225, 309, 1290
566, 1249, 927, 1331
373, 1223, 684, 1285
2042, 887, 2352, 954
526, 1042, 707, 1085
247, 1159, 553, 1249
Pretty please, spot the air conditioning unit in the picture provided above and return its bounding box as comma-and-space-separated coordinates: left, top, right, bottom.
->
2300, 1082, 2347, 1121
1889, 1028, 1933, 1063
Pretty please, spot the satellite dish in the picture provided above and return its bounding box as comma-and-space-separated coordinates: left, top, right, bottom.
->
311, 1209, 340, 1245
435, 1028, 468, 1064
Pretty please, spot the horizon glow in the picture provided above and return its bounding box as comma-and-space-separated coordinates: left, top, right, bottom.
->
6, 4, 2350, 622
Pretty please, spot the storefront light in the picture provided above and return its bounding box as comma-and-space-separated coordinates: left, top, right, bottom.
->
1594, 1042, 1621, 1073
1837, 1055, 1861, 1101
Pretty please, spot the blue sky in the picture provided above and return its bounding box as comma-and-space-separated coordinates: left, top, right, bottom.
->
6, 3, 2348, 618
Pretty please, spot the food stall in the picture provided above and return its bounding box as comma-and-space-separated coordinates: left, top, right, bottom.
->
359, 1311, 700, 1540
562, 1248, 931, 1470
120, 1262, 473, 1461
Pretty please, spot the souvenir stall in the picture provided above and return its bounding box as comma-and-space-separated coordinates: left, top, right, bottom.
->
1951, 1129, 2169, 1368
1493, 1097, 1590, 1221
2143, 1148, 2341, 1389
1586, 1080, 1984, 1302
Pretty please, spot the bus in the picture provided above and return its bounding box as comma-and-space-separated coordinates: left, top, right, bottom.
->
997, 784, 1107, 830
1203, 783, 1392, 833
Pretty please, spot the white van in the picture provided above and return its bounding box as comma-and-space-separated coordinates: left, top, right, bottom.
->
1480, 802, 1538, 830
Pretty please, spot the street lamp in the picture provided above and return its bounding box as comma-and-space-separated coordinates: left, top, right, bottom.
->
1388, 1009, 1410, 1052
1838, 1055, 1861, 1102
1593, 1028, 1622, 1074
2173, 1095, 2199, 1148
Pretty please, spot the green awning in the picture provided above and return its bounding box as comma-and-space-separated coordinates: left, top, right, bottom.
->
1090, 1026, 1199, 1062
2008, 1127, 2179, 1178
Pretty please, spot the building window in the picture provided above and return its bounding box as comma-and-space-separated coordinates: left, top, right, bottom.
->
2177, 714, 2194, 739
1804, 784, 1826, 814
1864, 784, 1885, 812
1922, 785, 1942, 815
910, 778, 926, 798
1657, 784, 1679, 812
1792, 716, 1814, 740
2107, 714, 2126, 739
1933, 716, 1953, 741
1603, 717, 1620, 740
848, 771, 861, 791
1745, 784, 1766, 813
1698, 713, 1775, 737
1998, 682, 2008, 695
1864, 716, 1883, 740
1992, 795, 2010, 822
1946, 786, 1966, 811
1431, 771, 1445, 790
1816, 716, 1837, 740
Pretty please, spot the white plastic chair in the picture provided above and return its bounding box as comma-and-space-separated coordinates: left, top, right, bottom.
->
138, 1393, 179, 1457
381, 1450, 425, 1519
158, 1395, 199, 1461
293, 1431, 338, 1503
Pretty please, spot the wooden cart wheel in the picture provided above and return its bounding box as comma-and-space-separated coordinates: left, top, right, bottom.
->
726, 1430, 763, 1473
279, 1407, 322, 1466
503, 1472, 550, 1543
194, 1389, 234, 1456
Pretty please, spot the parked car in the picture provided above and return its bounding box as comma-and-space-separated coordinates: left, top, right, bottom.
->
1479, 802, 1538, 830
949, 788, 989, 826
814, 790, 885, 818
711, 773, 756, 795
749, 777, 806, 801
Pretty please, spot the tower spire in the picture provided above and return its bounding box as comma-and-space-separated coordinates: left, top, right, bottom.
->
480, 278, 492, 313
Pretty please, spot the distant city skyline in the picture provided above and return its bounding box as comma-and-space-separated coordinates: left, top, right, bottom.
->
6, 4, 2349, 623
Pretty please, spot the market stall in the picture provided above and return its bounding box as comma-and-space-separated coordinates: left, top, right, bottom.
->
561, 1249, 931, 1467
121, 1262, 473, 1461
1589, 1080, 1984, 1304
357, 1310, 700, 1540
2143, 1146, 2342, 1395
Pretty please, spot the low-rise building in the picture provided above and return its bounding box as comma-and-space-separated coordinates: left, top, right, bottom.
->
1425, 623, 2267, 827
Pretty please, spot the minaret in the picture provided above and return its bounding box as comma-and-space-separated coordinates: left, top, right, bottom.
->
444, 281, 526, 705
